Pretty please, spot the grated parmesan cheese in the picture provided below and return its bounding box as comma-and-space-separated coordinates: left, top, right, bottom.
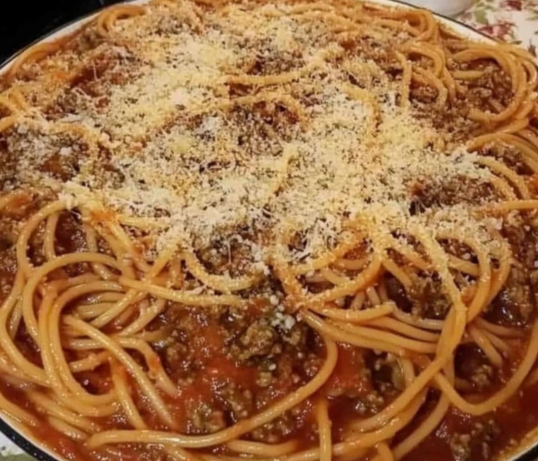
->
3, 0, 505, 266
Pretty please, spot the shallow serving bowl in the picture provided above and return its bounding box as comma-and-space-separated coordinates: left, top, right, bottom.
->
0, 1, 536, 461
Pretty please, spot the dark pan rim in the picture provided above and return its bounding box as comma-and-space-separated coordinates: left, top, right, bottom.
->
0, 2, 532, 461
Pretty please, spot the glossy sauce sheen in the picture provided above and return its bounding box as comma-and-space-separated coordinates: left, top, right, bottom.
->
2, 283, 538, 461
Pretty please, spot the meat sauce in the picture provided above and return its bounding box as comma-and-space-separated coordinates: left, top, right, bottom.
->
1, 246, 538, 461
3, 326, 538, 461
1, 206, 535, 461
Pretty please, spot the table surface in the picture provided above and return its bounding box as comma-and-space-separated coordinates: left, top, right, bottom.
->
0, 0, 537, 460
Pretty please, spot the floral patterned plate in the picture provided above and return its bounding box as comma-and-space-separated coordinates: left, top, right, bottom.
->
458, 0, 538, 55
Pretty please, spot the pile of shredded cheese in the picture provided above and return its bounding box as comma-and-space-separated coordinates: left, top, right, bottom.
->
6, 0, 503, 265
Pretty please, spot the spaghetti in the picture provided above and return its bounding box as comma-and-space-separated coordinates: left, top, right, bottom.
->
0, 0, 537, 460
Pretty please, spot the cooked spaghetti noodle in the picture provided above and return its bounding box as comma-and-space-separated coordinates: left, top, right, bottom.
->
0, 0, 538, 460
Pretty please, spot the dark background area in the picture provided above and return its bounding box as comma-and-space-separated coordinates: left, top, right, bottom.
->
0, 0, 122, 63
